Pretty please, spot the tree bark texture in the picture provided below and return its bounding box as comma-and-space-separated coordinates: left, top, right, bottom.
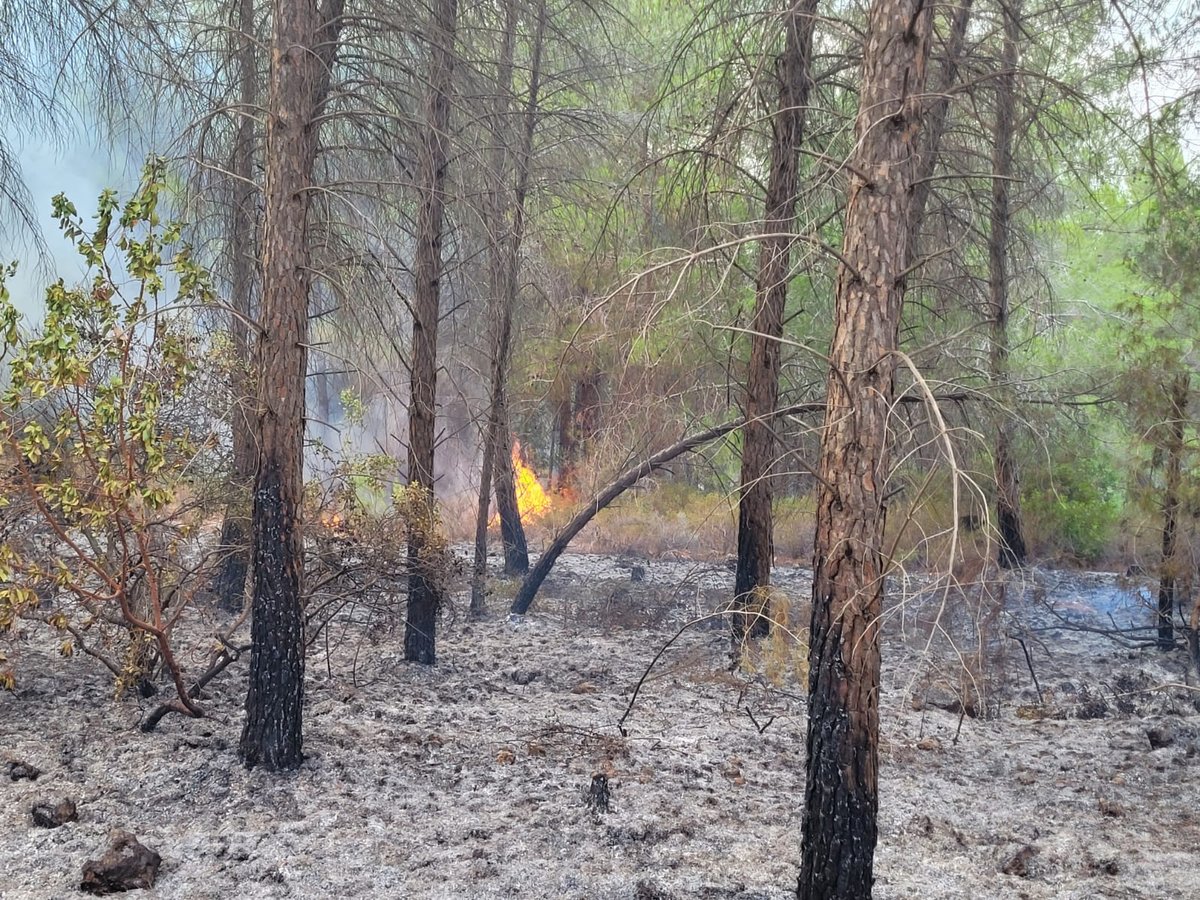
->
213, 0, 259, 612
799, 1, 933, 896
405, 0, 458, 664
906, 0, 974, 258
1157, 373, 1188, 650
472, 0, 520, 615
733, 0, 819, 651
240, 0, 343, 771
481, 0, 546, 581
989, 0, 1027, 569
492, 395, 530, 574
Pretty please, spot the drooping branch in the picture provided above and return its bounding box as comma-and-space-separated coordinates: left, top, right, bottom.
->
509, 401, 824, 615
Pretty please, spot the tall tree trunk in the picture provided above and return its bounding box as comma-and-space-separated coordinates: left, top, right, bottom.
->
213, 0, 259, 613
907, 0, 974, 254
470, 0, 518, 617
798, 0, 933, 895
1158, 372, 1188, 650
989, 0, 1027, 569
554, 388, 576, 488
493, 395, 530, 574
473, 0, 545, 592
732, 0, 819, 652
405, 0, 458, 664
574, 372, 603, 447
240, 0, 343, 771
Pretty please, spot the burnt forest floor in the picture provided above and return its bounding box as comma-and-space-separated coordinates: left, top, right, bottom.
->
2, 551, 1199, 899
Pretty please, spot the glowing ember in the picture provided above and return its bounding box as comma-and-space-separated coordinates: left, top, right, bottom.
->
319, 510, 345, 530
512, 442, 551, 524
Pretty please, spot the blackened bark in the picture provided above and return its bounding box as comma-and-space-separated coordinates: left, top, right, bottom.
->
1157, 373, 1187, 650
799, 0, 933, 895
989, 0, 1027, 569
405, 0, 458, 664
476, 0, 544, 585
241, 466, 304, 768
733, 0, 819, 651
1187, 592, 1200, 679
470, 425, 498, 616
213, 0, 259, 612
239, 0, 343, 772
493, 396, 530, 575
470, 0, 519, 618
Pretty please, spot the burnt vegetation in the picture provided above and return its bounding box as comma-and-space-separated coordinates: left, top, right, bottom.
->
1, 0, 1200, 897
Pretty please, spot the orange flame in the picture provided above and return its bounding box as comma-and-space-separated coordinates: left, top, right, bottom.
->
319, 510, 345, 530
511, 442, 551, 525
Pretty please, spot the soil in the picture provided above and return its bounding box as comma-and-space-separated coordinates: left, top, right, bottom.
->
2, 553, 1198, 899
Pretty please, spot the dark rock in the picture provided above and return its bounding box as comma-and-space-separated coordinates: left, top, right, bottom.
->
80, 830, 162, 895
31, 798, 77, 828
5, 760, 41, 781
1147, 725, 1175, 750
510, 669, 541, 686
630, 565, 646, 583
635, 880, 679, 900
1001, 844, 1039, 877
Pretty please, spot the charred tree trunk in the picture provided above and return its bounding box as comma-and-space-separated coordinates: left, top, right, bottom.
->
470, 0, 518, 617
212, 0, 259, 613
1187, 591, 1200, 680
405, 0, 458, 664
733, 0, 819, 651
989, 0, 1027, 569
798, 0, 933, 895
473, 0, 545, 590
240, 0, 343, 771
1157, 373, 1188, 650
493, 396, 530, 574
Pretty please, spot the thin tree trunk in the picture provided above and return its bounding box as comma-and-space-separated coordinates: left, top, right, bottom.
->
989, 0, 1027, 569
471, 0, 519, 617
405, 0, 458, 664
554, 388, 576, 488
474, 0, 545, 589
733, 0, 819, 652
493, 395, 529, 574
213, 0, 259, 613
240, 0, 343, 771
574, 373, 603, 446
798, 0, 933, 894
1157, 372, 1188, 650
907, 0, 975, 255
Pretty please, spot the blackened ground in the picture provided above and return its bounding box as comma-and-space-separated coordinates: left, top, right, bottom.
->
1, 554, 1197, 899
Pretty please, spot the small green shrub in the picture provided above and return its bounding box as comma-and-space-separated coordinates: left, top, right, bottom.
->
1022, 446, 1123, 564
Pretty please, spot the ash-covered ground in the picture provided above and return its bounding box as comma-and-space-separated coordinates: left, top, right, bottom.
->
2, 553, 1198, 899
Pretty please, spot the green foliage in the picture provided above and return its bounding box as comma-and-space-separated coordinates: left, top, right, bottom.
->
0, 160, 219, 705
1021, 433, 1123, 563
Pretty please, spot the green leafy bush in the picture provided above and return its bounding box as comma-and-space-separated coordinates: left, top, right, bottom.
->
0, 161, 222, 710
